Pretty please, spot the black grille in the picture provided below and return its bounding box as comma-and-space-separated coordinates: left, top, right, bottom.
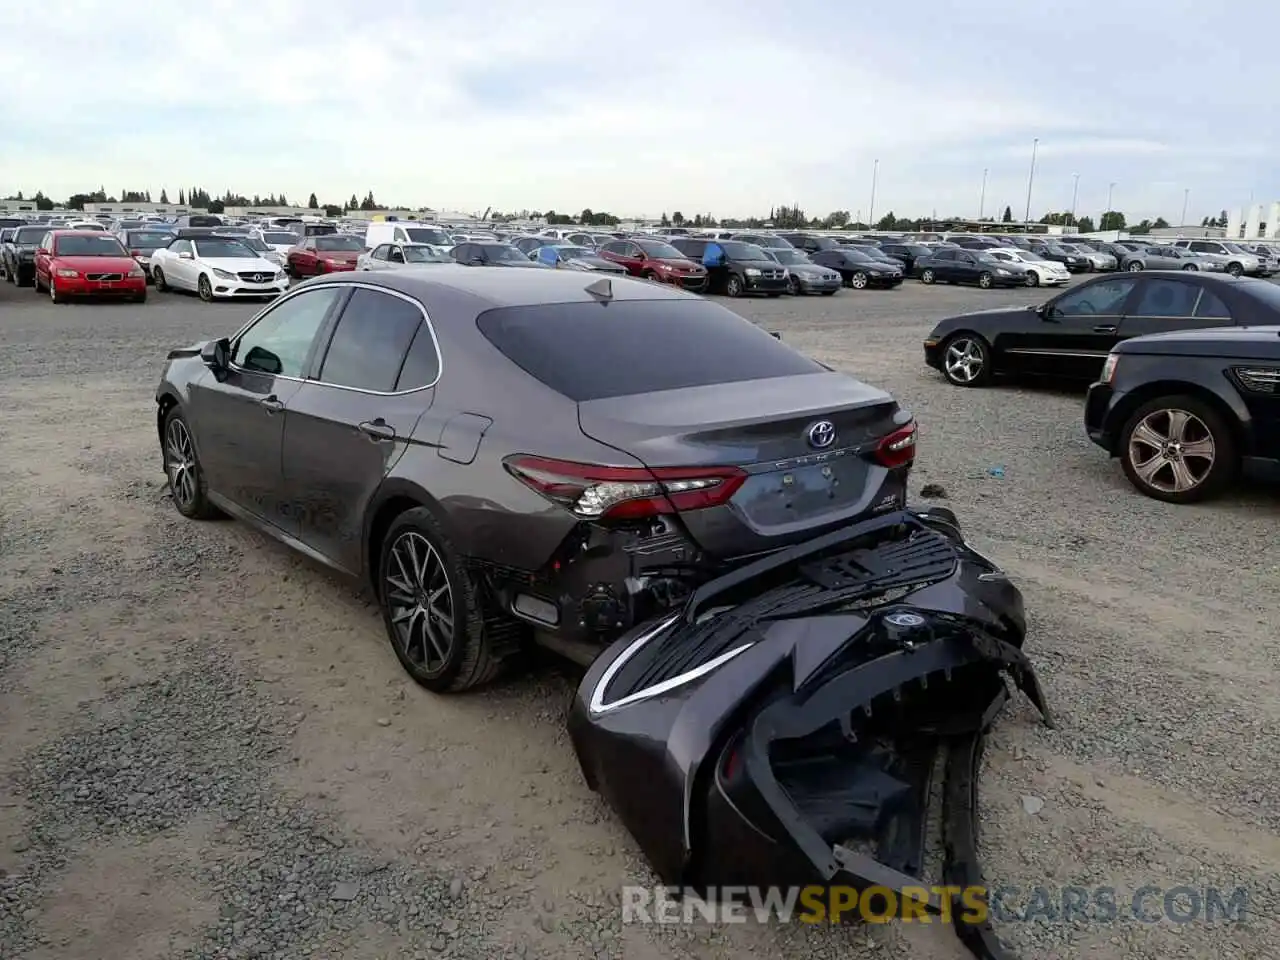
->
797, 531, 958, 593
86, 273, 123, 281
238, 271, 274, 282
761, 269, 785, 280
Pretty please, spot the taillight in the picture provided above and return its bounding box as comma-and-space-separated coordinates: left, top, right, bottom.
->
503, 455, 746, 520
871, 421, 917, 469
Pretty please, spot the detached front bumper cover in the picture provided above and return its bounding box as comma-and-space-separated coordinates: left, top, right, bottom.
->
569, 509, 1054, 960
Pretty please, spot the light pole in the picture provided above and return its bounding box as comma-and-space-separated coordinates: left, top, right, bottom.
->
1070, 173, 1079, 224
1104, 181, 1115, 230
868, 159, 879, 228
1023, 138, 1038, 224
1180, 188, 1189, 226
979, 168, 988, 220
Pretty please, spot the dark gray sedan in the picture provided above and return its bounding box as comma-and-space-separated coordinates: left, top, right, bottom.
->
155, 269, 917, 692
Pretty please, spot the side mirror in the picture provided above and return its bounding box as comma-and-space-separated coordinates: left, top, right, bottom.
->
36, 247, 49, 256
200, 337, 230, 372
178, 251, 193, 260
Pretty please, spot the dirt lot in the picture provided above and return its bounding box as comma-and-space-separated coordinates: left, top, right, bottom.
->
1, 275, 1277, 960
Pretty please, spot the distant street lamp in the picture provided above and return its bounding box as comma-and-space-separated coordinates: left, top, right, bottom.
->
868, 159, 880, 228
979, 168, 988, 220
1070, 173, 1079, 223
1023, 138, 1038, 223
1103, 181, 1116, 230
1181, 188, 1190, 226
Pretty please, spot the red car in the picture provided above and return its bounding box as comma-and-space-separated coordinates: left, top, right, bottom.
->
33, 230, 147, 303
286, 235, 365, 276
597, 236, 708, 291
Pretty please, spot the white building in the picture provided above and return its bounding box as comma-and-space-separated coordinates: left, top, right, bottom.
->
82, 201, 206, 216
1226, 202, 1280, 240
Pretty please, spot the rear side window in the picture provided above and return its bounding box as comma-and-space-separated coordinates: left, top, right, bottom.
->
476, 300, 822, 402
318, 289, 425, 392
396, 324, 441, 390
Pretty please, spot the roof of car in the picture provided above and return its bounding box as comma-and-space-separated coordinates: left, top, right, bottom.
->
301, 264, 698, 311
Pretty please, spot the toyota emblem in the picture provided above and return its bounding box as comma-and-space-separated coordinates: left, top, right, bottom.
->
806, 420, 836, 449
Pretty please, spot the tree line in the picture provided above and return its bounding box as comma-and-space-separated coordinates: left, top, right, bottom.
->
0, 189, 1223, 235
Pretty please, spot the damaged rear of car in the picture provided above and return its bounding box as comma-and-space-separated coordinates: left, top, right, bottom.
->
569, 507, 1052, 960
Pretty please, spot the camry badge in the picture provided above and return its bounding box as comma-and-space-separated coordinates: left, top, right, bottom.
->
806, 420, 836, 449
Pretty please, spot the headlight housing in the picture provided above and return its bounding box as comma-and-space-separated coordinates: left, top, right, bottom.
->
212, 267, 237, 280
744, 268, 761, 277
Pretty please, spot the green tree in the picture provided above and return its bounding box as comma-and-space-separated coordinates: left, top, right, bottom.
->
1001, 205, 1013, 223
159, 189, 169, 204
1099, 210, 1126, 231
875, 211, 896, 231
1152, 216, 1169, 229
579, 208, 593, 224
659, 212, 670, 227
672, 211, 685, 226
308, 192, 319, 209
207, 198, 225, 214
1075, 215, 1095, 233
178, 188, 186, 205
323, 204, 342, 217
33, 191, 53, 211
824, 210, 850, 229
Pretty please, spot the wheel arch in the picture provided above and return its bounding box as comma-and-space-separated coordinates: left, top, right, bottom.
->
1105, 380, 1251, 457
156, 389, 182, 444
362, 478, 458, 597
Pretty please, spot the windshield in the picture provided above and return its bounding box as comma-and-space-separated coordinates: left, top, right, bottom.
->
127, 232, 174, 249
978, 253, 1005, 264
54, 235, 127, 256
262, 232, 296, 244
636, 239, 684, 259
194, 239, 255, 258
315, 236, 364, 252
483, 244, 528, 262
841, 249, 874, 262
1016, 250, 1046, 261
770, 249, 808, 265
403, 246, 449, 263
15, 227, 47, 244
239, 236, 271, 252
1236, 278, 1280, 311
718, 241, 767, 260
404, 227, 451, 245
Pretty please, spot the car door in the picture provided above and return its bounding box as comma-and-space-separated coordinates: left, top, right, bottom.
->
1115, 277, 1234, 340
952, 251, 979, 283
1144, 247, 1179, 270
387, 245, 408, 268
612, 241, 646, 275
186, 286, 347, 526
280, 286, 439, 570
1018, 276, 1141, 377
166, 238, 196, 288
364, 244, 390, 270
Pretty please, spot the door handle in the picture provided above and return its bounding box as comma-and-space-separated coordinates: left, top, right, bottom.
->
1093, 325, 1117, 333
259, 395, 284, 412
358, 419, 396, 441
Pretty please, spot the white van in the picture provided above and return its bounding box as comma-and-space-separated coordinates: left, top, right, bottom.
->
364, 221, 453, 252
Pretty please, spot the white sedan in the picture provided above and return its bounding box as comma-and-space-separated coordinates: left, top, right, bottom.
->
986, 247, 1070, 287
150, 235, 288, 301
357, 242, 452, 271
252, 228, 302, 259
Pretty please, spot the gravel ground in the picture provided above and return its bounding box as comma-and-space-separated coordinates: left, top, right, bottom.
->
1, 275, 1277, 960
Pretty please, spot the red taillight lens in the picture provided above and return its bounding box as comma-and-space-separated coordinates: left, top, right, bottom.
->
872, 421, 917, 469
503, 455, 746, 520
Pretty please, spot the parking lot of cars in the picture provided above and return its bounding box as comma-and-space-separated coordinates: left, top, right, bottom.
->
1, 270, 1277, 960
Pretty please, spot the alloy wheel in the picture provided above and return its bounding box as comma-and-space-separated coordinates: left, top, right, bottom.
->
384, 531, 456, 676
978, 273, 992, 289
1127, 408, 1215, 495
943, 337, 985, 385
164, 417, 198, 509
1025, 271, 1039, 287
851, 272, 868, 289
198, 275, 212, 301
1127, 262, 1142, 272
921, 269, 935, 284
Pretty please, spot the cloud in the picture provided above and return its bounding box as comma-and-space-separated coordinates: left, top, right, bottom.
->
0, 0, 1273, 222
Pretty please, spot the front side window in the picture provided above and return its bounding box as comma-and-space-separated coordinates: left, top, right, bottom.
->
318, 289, 426, 392
233, 288, 343, 377
1052, 277, 1137, 316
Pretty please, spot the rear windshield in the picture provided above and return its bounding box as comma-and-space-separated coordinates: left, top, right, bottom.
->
476, 300, 822, 401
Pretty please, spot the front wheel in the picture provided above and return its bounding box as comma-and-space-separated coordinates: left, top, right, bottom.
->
49, 276, 61, 303
1227, 262, 1243, 277
725, 275, 743, 298
1118, 396, 1236, 503
162, 407, 219, 519
940, 333, 993, 387
1025, 271, 1040, 287
1127, 262, 1143, 272
977, 272, 993, 289
1182, 263, 1199, 272
378, 507, 514, 692
198, 274, 213, 301
153, 267, 168, 291
920, 268, 936, 285
787, 275, 801, 296
850, 271, 869, 289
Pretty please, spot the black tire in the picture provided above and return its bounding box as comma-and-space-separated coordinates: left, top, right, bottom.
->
1025, 271, 1040, 287
1182, 263, 1198, 272
377, 507, 516, 692
1127, 261, 1143, 272
1118, 395, 1237, 504
162, 406, 219, 519
153, 267, 168, 291
920, 268, 936, 285
725, 275, 743, 298
1086, 262, 1096, 273
133, 291, 147, 304
31, 271, 42, 292
787, 274, 801, 296
849, 271, 869, 290
1226, 262, 1243, 277
977, 272, 993, 289
198, 274, 213, 301
49, 276, 61, 303
939, 332, 993, 387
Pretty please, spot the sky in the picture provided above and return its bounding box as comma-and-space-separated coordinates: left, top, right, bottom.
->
0, 0, 1275, 223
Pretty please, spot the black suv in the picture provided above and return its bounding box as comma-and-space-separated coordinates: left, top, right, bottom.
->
667, 237, 788, 297
1085, 325, 1280, 503
2, 224, 50, 286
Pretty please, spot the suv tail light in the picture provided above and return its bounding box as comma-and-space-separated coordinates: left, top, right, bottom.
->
871, 421, 917, 469
503, 455, 747, 521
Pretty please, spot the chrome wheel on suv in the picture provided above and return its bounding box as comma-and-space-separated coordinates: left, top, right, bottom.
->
1119, 397, 1236, 503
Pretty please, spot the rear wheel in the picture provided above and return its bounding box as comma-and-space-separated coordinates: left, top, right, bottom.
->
940, 333, 992, 387
920, 268, 936, 285
378, 507, 515, 692
1127, 261, 1143, 272
1182, 263, 1199, 272
1227, 262, 1243, 277
1119, 395, 1236, 503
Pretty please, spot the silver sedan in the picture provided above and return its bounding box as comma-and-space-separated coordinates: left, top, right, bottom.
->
358, 242, 452, 271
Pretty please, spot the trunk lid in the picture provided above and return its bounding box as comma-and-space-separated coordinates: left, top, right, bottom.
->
577, 372, 907, 556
